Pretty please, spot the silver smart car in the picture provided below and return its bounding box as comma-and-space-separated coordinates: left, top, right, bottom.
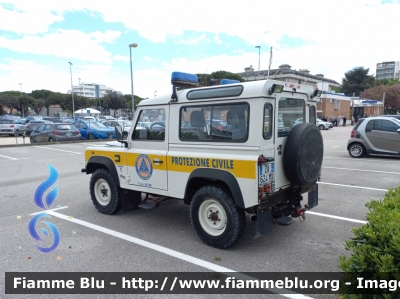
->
347, 116, 400, 158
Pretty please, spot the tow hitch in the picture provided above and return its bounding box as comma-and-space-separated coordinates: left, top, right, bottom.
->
296, 206, 308, 222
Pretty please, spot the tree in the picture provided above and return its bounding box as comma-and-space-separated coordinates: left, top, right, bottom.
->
0, 92, 20, 114
124, 94, 143, 112
34, 98, 46, 115
196, 71, 245, 86
340, 67, 375, 97
19, 95, 36, 115
373, 78, 399, 87
102, 91, 127, 116
361, 84, 400, 113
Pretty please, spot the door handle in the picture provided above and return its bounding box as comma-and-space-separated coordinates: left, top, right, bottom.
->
153, 158, 163, 164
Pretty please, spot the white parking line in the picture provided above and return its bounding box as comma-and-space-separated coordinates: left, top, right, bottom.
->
45, 210, 312, 299
318, 182, 387, 192
307, 211, 367, 224
34, 146, 82, 155
30, 206, 68, 215
0, 154, 28, 161
322, 166, 400, 175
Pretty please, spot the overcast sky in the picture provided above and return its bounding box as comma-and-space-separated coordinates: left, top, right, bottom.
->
0, 0, 399, 99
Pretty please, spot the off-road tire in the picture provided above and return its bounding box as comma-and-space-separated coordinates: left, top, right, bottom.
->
348, 143, 365, 158
283, 123, 324, 187
90, 168, 122, 214
190, 185, 246, 249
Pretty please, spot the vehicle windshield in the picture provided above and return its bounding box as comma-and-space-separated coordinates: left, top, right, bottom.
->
86, 121, 107, 129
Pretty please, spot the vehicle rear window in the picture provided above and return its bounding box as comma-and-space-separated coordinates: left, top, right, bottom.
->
56, 125, 74, 130
277, 97, 305, 137
353, 119, 365, 130
0, 120, 13, 124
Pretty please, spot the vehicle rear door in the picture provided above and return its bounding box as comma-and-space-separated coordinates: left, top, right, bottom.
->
274, 94, 307, 189
126, 106, 168, 190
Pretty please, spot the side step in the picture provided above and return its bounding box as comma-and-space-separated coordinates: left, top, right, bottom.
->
138, 196, 171, 210
273, 215, 292, 226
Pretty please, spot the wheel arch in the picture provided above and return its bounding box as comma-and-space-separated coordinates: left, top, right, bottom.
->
85, 156, 120, 187
184, 168, 245, 209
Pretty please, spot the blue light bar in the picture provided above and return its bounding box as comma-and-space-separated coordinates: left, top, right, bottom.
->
220, 79, 240, 85
171, 72, 198, 85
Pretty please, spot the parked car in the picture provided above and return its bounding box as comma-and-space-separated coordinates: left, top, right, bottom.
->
149, 121, 165, 132
347, 117, 400, 158
72, 120, 115, 140
0, 119, 26, 136
30, 123, 81, 143
98, 115, 116, 121
316, 119, 332, 130
24, 116, 41, 124
101, 120, 132, 139
25, 120, 53, 136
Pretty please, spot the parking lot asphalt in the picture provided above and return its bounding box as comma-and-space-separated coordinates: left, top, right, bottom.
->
1, 125, 399, 298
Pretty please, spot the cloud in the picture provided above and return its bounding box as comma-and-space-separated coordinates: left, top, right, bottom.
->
213, 35, 223, 45
175, 34, 210, 45
113, 55, 130, 62
0, 29, 121, 63
143, 55, 153, 62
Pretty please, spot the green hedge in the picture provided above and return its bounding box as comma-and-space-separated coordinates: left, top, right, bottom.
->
339, 186, 400, 298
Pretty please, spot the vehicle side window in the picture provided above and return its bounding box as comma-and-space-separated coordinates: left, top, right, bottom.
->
365, 120, 374, 131
180, 102, 249, 142
36, 125, 45, 132
380, 120, 399, 132
263, 103, 273, 139
132, 109, 166, 141
44, 124, 52, 130
278, 97, 305, 137
309, 105, 316, 125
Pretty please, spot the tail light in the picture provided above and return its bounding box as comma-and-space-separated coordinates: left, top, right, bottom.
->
53, 130, 60, 135
10, 124, 14, 128
76, 130, 80, 134
350, 130, 355, 138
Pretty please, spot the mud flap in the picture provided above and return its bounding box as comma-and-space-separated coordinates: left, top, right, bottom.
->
252, 208, 272, 239
120, 189, 142, 212
307, 184, 318, 210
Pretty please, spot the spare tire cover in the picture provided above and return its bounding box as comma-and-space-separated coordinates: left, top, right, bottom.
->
283, 123, 323, 187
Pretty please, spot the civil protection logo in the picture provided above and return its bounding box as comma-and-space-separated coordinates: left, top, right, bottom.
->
28, 163, 60, 253
135, 154, 153, 180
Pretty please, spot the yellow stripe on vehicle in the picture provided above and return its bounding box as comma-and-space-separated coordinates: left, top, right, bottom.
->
168, 156, 256, 179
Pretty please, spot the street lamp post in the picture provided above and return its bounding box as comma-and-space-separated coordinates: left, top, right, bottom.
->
255, 46, 260, 81
68, 62, 75, 119
18, 83, 24, 117
129, 43, 138, 117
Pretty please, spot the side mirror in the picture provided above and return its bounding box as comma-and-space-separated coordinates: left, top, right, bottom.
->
115, 125, 128, 148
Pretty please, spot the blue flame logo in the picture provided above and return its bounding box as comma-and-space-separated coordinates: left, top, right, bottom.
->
28, 163, 61, 253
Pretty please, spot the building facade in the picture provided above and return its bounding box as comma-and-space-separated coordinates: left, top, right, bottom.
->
376, 61, 400, 80
237, 64, 341, 92
67, 83, 114, 99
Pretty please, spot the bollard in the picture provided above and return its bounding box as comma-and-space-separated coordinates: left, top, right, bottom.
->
22, 130, 25, 144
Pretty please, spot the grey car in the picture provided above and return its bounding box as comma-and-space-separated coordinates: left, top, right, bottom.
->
30, 123, 81, 143
347, 116, 400, 158
25, 120, 53, 136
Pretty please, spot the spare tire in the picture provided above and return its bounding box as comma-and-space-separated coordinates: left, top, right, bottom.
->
283, 123, 323, 187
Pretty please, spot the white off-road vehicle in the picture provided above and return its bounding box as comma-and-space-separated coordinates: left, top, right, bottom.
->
81, 73, 323, 248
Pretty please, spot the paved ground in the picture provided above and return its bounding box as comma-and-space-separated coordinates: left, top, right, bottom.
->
1, 125, 398, 298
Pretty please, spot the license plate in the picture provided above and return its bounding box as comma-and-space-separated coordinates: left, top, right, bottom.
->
66, 132, 71, 136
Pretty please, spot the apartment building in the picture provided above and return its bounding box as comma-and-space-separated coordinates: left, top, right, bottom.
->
376, 61, 400, 80
67, 83, 114, 99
